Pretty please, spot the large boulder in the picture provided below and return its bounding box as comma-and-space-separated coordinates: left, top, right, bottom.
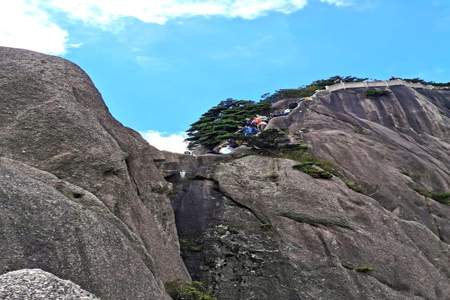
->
0, 47, 189, 299
0, 269, 99, 299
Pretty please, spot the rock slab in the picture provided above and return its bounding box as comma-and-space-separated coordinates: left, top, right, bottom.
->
0, 269, 99, 300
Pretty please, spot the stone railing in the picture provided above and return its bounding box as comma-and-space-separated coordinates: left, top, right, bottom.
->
324, 79, 438, 93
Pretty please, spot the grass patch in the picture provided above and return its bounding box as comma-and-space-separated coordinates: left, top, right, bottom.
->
293, 163, 333, 179
342, 263, 374, 273
244, 129, 291, 151
247, 131, 340, 180
355, 266, 375, 273
179, 238, 203, 252
365, 89, 390, 97
430, 192, 450, 205
343, 179, 365, 194
275, 146, 338, 180
353, 126, 368, 135
414, 188, 450, 205
165, 280, 215, 300
260, 223, 274, 232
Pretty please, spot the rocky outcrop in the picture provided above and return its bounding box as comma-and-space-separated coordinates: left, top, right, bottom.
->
272, 85, 450, 240
0, 269, 99, 299
1, 46, 449, 300
0, 47, 188, 299
161, 85, 450, 299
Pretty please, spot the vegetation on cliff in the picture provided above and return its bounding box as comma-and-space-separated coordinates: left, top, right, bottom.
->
165, 280, 215, 300
390, 77, 450, 87
186, 99, 271, 150
261, 76, 368, 103
186, 76, 450, 151
186, 76, 367, 150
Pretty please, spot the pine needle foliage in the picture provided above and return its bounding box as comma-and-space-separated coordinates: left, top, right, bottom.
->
262, 76, 368, 103
186, 99, 271, 150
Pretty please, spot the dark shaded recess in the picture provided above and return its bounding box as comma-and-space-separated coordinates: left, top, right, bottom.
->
165, 174, 225, 280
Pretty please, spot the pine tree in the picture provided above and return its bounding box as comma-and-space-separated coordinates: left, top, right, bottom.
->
186, 99, 271, 150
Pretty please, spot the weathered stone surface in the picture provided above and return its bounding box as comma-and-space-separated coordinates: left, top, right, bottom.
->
275, 86, 450, 241
0, 269, 99, 299
0, 47, 188, 299
0, 157, 169, 299
2, 46, 449, 300
161, 85, 450, 300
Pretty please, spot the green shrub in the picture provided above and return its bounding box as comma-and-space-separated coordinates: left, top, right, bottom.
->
260, 223, 274, 232
262, 76, 368, 102
243, 129, 290, 150
274, 146, 338, 179
179, 238, 203, 252
413, 188, 450, 205
353, 126, 367, 135
278, 147, 312, 162
344, 179, 364, 194
165, 281, 215, 300
293, 163, 333, 179
355, 266, 374, 273
365, 89, 390, 97
430, 192, 450, 205
390, 77, 450, 87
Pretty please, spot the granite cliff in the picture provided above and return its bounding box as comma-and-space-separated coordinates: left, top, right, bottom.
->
160, 82, 450, 299
0, 47, 448, 299
0, 47, 188, 299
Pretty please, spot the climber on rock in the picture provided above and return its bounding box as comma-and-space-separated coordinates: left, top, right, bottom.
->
243, 125, 258, 136
251, 115, 262, 127
258, 121, 268, 131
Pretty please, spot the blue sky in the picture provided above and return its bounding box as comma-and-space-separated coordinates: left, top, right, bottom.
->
1, 0, 449, 152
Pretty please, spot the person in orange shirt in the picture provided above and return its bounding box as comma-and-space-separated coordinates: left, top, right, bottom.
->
251, 115, 262, 126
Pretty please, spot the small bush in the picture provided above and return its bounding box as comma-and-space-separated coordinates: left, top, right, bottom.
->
430, 192, 450, 205
244, 129, 290, 150
353, 126, 367, 135
355, 266, 374, 273
293, 163, 333, 179
165, 280, 215, 300
279, 147, 312, 162
365, 89, 390, 97
344, 179, 364, 194
179, 238, 203, 252
260, 223, 274, 232
262, 76, 368, 103
414, 188, 450, 205
276, 146, 338, 179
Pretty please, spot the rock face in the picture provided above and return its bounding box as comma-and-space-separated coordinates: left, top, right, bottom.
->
160, 86, 450, 299
1, 46, 449, 300
0, 269, 99, 299
273, 86, 450, 240
0, 47, 189, 299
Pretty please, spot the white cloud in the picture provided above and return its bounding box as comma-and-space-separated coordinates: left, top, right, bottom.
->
0, 0, 353, 55
320, 0, 353, 6
140, 130, 188, 153
0, 0, 69, 55
42, 0, 309, 26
